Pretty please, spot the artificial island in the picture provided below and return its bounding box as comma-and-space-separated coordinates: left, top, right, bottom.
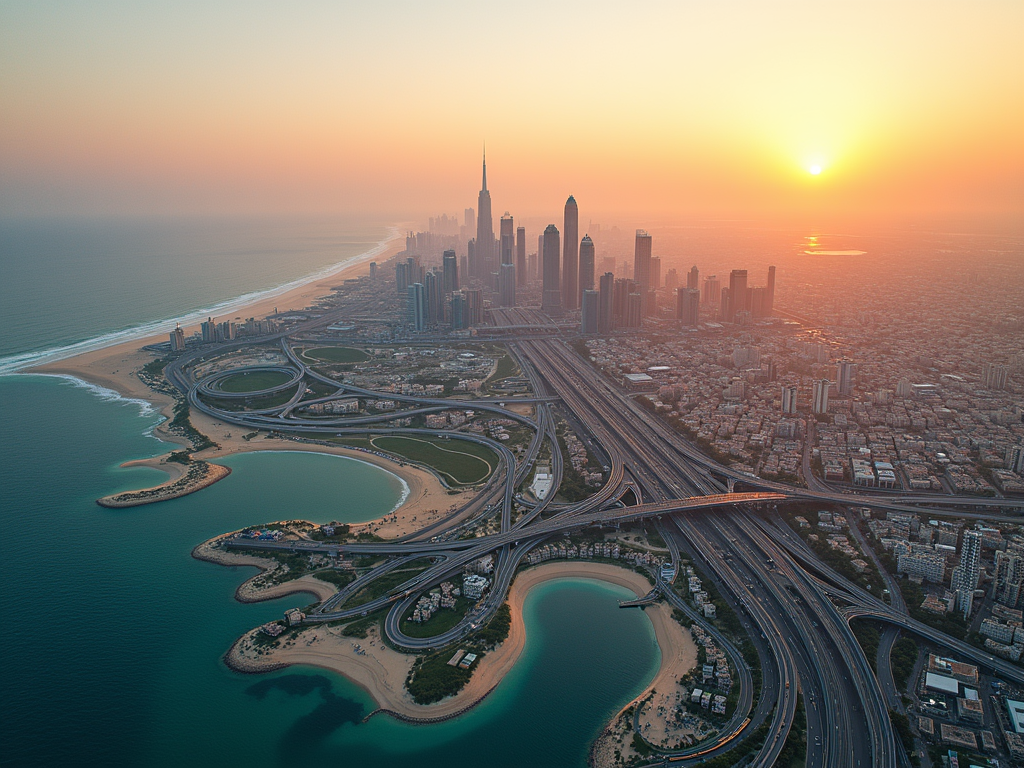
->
39, 155, 1024, 768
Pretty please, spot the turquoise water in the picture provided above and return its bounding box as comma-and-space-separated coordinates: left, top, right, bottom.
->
0, 375, 661, 767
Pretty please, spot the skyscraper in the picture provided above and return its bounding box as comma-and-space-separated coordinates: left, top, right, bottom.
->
442, 249, 459, 293
515, 226, 527, 287
578, 234, 595, 304
688, 265, 700, 290
474, 151, 494, 280
633, 230, 652, 316
499, 213, 514, 266
598, 272, 615, 333
498, 263, 516, 307
953, 530, 982, 618
728, 269, 748, 321
169, 325, 186, 352
581, 290, 599, 334
407, 283, 426, 331
812, 379, 830, 415
676, 288, 700, 326
837, 360, 857, 396
542, 224, 562, 314
781, 385, 798, 414
650, 256, 661, 290
664, 268, 679, 291
766, 265, 776, 316
562, 196, 579, 310
703, 275, 720, 306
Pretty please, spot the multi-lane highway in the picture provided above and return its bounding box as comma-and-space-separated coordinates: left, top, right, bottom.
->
169, 313, 1023, 766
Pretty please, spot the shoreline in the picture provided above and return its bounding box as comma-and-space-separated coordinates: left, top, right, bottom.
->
3, 225, 403, 376
222, 561, 697, 724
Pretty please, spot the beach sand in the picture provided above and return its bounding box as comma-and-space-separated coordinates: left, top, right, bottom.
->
225, 561, 697, 723
26, 235, 461, 535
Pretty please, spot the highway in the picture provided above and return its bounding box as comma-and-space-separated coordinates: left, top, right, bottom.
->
167, 313, 1023, 765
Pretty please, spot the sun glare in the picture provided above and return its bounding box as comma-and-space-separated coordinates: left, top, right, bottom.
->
809, 164, 822, 176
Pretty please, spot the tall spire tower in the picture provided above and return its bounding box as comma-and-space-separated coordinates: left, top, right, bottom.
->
474, 147, 494, 281
562, 195, 579, 310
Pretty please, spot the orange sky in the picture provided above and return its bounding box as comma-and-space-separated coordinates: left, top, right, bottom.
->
1, 1, 1021, 228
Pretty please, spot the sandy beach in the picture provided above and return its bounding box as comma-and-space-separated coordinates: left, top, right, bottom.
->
25, 233, 463, 535
226, 561, 697, 723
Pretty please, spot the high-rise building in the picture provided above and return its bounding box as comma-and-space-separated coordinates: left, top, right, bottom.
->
837, 360, 857, 396
728, 269, 748, 321
578, 235, 595, 304
600, 255, 616, 276
650, 257, 661, 290
581, 290, 599, 334
676, 288, 700, 326
766, 265, 776, 316
625, 291, 642, 328
369, 261, 377, 280
465, 289, 483, 325
527, 252, 538, 282
498, 263, 516, 307
562, 196, 579, 310
703, 275, 720, 306
396, 261, 410, 293
407, 283, 426, 331
169, 325, 186, 352
953, 530, 982, 618
1006, 445, 1024, 474
598, 272, 615, 333
424, 270, 442, 324
687, 265, 700, 290
442, 249, 459, 293
542, 225, 562, 314
499, 213, 514, 266
450, 291, 468, 330
664, 268, 679, 291
633, 230, 652, 314
201, 317, 217, 343
812, 379, 830, 415
474, 151, 494, 280
982, 363, 1009, 390
464, 207, 475, 233
994, 545, 1024, 608
516, 226, 527, 287
781, 385, 798, 414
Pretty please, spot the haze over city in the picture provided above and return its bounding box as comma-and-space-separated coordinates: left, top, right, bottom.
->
2, 1, 1022, 227
2, 4, 1023, 768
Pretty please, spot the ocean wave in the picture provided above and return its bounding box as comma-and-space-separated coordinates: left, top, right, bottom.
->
34, 373, 161, 418
0, 225, 401, 376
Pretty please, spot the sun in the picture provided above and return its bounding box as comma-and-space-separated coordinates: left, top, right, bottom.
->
809, 164, 822, 176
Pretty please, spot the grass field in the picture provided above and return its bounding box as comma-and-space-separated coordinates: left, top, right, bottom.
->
371, 435, 496, 485
342, 559, 433, 609
303, 346, 370, 364
217, 370, 294, 392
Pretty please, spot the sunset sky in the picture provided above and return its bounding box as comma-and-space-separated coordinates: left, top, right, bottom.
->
1, 1, 1021, 227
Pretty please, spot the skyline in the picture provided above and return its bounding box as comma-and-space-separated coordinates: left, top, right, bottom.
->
1, 2, 1022, 228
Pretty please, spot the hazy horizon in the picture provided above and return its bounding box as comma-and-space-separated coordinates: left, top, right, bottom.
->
2, 1, 1021, 230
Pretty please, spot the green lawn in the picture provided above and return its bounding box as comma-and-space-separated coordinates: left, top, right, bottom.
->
371, 435, 496, 485
342, 560, 433, 609
303, 346, 371, 364
217, 370, 294, 392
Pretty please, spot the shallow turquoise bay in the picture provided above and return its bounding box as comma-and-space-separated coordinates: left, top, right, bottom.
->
1, 375, 660, 767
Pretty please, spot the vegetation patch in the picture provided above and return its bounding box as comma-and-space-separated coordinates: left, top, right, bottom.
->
372, 435, 496, 485
303, 346, 370, 364
217, 370, 294, 393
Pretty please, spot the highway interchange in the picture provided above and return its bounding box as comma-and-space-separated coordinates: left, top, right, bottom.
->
166, 303, 1024, 767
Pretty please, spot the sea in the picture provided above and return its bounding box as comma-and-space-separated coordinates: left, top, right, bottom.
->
0, 216, 661, 768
